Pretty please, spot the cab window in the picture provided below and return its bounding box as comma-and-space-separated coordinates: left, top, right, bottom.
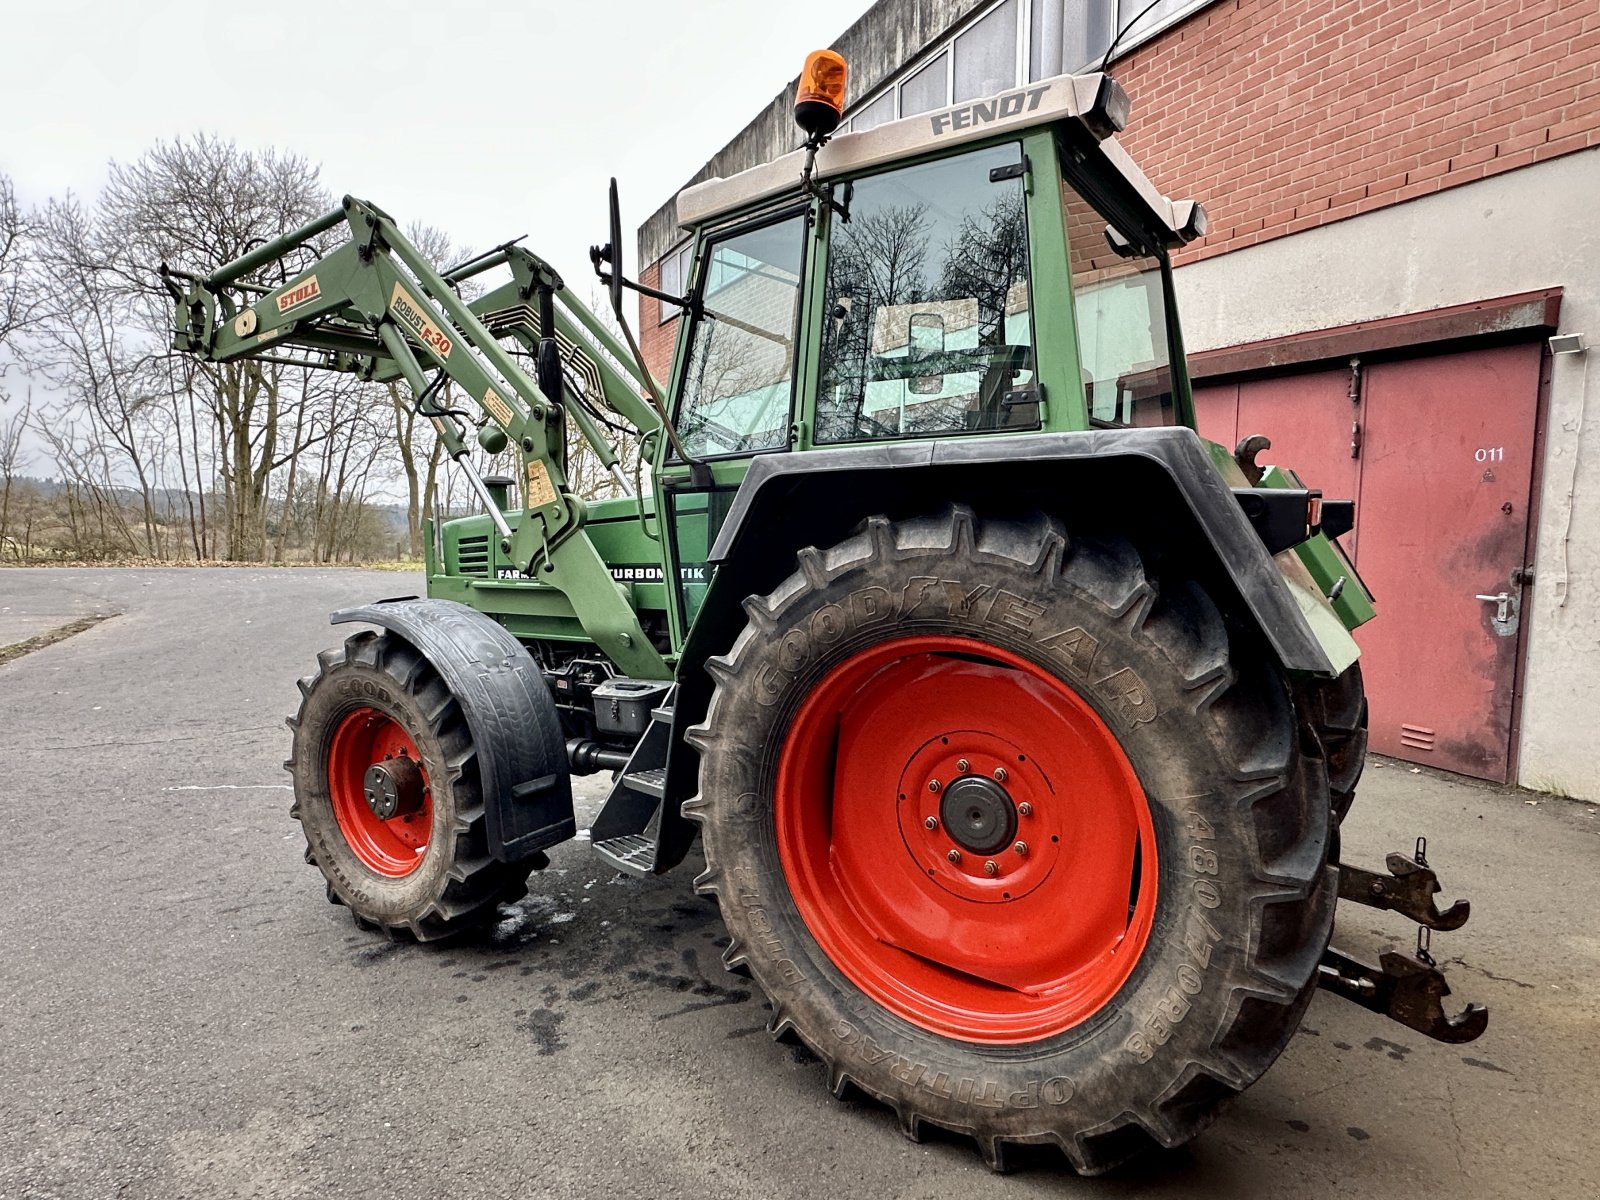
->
674, 214, 807, 458
1062, 175, 1176, 428
817, 142, 1037, 443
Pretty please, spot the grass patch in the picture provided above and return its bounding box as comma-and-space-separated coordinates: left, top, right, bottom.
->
0, 612, 119, 667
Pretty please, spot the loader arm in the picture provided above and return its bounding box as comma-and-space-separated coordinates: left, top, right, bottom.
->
164, 195, 669, 679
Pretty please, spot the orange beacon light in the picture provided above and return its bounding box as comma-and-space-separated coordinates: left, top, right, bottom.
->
795, 50, 849, 141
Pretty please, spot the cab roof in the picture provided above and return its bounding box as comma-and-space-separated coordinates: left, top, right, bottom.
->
674, 71, 1199, 243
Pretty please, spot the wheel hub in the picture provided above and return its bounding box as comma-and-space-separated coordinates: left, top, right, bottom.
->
897, 732, 1059, 905
940, 776, 1017, 855
327, 707, 433, 878
362, 755, 424, 820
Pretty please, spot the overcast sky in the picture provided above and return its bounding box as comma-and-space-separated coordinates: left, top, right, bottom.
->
4, 0, 872, 287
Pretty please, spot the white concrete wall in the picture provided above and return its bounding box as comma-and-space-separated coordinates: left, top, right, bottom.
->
1171, 146, 1600, 800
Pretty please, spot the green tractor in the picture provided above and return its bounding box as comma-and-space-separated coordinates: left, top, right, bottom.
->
164, 50, 1484, 1173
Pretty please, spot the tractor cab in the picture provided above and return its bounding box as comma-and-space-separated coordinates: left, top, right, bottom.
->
647, 60, 1210, 638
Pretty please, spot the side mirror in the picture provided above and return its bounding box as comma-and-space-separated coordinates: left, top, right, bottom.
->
588, 177, 626, 318
607, 177, 624, 316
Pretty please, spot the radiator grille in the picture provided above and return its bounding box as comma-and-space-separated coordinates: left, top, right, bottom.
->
456, 534, 490, 577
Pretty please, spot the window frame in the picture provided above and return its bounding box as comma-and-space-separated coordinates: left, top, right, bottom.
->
843, 1, 1221, 133
1057, 144, 1196, 431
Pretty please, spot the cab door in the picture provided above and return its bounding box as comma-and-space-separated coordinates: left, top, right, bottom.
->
653, 208, 815, 648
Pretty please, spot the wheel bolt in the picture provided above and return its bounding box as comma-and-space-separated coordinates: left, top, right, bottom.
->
984, 860, 999, 876
994, 767, 1008, 783
1017, 801, 1032, 816
956, 759, 970, 774
1014, 841, 1028, 856
924, 816, 939, 831
928, 779, 941, 793
946, 849, 961, 864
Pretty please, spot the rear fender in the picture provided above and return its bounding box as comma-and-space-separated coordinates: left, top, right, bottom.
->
331, 597, 573, 861
681, 426, 1353, 711
710, 428, 1348, 664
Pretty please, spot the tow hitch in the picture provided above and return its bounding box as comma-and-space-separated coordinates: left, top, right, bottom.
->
1322, 838, 1489, 1043
1337, 839, 1470, 930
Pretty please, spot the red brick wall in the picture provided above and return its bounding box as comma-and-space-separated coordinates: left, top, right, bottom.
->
637, 262, 680, 386
1115, 0, 1600, 264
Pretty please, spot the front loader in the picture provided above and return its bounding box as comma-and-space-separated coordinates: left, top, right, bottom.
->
164, 50, 1485, 1174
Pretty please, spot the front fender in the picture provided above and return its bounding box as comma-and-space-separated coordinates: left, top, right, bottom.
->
331, 597, 572, 861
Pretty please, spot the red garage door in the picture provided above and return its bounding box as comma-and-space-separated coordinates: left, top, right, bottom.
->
1193, 344, 1542, 781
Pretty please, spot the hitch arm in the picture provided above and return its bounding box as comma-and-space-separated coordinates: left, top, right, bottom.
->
1338, 853, 1471, 931
1319, 945, 1488, 1044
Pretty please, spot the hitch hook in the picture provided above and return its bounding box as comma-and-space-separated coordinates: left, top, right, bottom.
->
1338, 851, 1471, 931
1319, 946, 1489, 1044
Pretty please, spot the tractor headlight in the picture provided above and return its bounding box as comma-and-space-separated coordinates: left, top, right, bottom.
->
1082, 75, 1131, 140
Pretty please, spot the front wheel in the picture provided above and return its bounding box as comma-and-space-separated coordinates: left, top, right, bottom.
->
287, 629, 535, 940
686, 509, 1335, 1173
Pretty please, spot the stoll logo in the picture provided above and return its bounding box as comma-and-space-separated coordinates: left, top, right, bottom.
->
276, 276, 321, 314
929, 84, 1051, 135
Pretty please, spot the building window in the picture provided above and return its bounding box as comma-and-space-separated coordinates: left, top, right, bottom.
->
844, 1, 1218, 131
851, 89, 896, 133
1029, 0, 1115, 79
899, 50, 949, 118
1118, 0, 1194, 44
658, 242, 692, 324
954, 0, 1019, 102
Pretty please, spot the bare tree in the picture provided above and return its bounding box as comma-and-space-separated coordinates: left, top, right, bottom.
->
29, 195, 169, 556
4, 141, 660, 565
939, 193, 1029, 346
0, 173, 38, 367
96, 135, 334, 559
0, 394, 31, 554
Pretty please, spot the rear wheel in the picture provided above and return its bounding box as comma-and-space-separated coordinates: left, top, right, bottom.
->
687, 509, 1335, 1173
287, 629, 536, 940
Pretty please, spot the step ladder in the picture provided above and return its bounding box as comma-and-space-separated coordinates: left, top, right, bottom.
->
589, 691, 675, 876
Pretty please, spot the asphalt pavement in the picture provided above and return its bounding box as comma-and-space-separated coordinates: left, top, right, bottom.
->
1, 567, 1595, 1199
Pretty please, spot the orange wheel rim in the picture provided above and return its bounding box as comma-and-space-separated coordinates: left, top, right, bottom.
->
775, 636, 1158, 1044
327, 706, 433, 878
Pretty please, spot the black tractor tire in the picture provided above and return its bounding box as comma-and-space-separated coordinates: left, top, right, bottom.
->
685, 508, 1336, 1174
1297, 662, 1368, 825
287, 628, 536, 941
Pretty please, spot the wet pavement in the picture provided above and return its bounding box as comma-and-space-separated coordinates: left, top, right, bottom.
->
2, 566, 1595, 1199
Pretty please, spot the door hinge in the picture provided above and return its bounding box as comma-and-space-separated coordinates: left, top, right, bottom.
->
1349, 357, 1363, 459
